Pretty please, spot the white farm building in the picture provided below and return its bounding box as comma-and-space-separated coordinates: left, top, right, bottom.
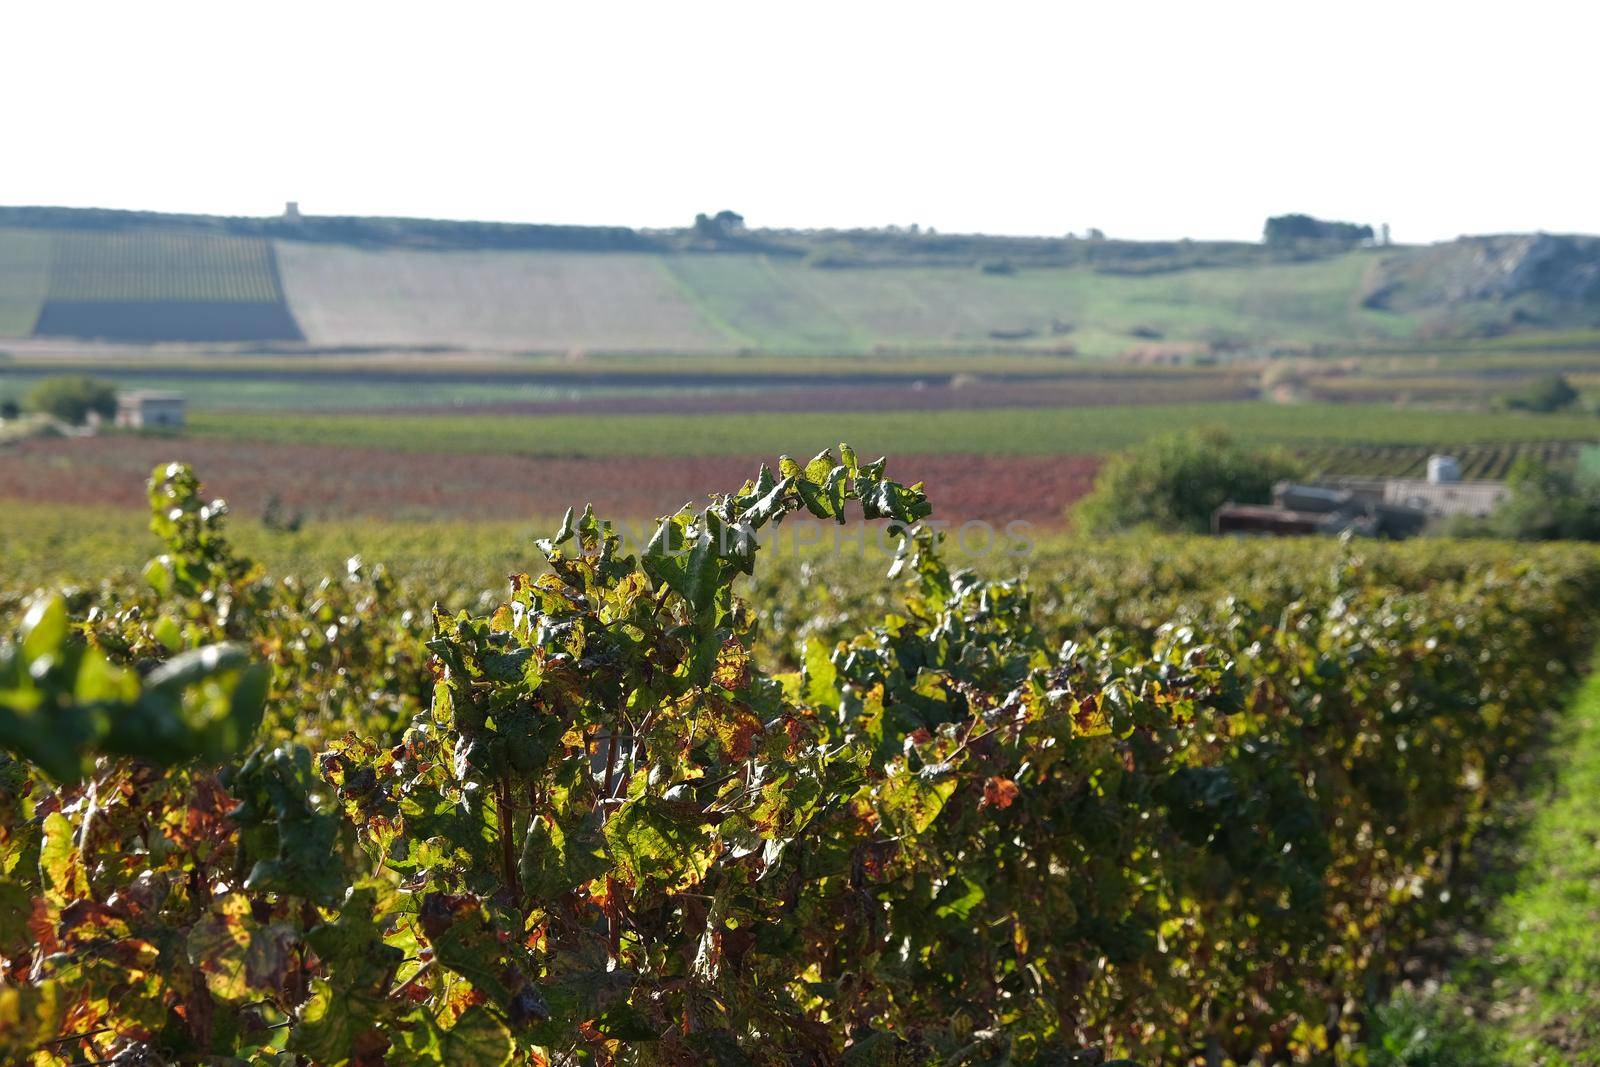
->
115, 391, 186, 429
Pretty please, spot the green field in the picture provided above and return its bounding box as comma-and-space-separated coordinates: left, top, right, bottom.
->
185, 401, 1600, 458
659, 249, 1417, 356
0, 369, 745, 411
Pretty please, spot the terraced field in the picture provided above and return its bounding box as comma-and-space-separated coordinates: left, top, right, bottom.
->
0, 228, 52, 334
273, 244, 729, 350
1303, 440, 1587, 479
0, 227, 302, 341
46, 230, 284, 301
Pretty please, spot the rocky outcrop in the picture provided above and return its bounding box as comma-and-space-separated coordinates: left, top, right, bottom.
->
1363, 234, 1600, 311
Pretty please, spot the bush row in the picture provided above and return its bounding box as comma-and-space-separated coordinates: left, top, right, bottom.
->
1, 457, 1596, 1065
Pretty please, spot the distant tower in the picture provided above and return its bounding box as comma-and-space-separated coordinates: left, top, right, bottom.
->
283, 201, 302, 223
1379, 222, 1391, 246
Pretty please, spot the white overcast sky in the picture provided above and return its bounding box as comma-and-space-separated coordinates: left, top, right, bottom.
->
3, 1, 1595, 243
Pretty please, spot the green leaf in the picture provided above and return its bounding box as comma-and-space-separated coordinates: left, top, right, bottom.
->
38, 812, 87, 907
738, 473, 795, 530
395, 1005, 513, 1067
19, 595, 68, 665
877, 771, 957, 836
304, 882, 404, 990
0, 631, 264, 783
795, 450, 847, 520
643, 512, 723, 611
186, 893, 297, 1003
802, 638, 840, 712
142, 556, 172, 596
287, 977, 390, 1065
933, 876, 987, 921
520, 808, 608, 904
151, 614, 184, 654
498, 705, 564, 776
537, 507, 577, 555
0, 879, 31, 948
230, 745, 352, 906
0, 981, 69, 1061
429, 910, 514, 1005
604, 796, 715, 891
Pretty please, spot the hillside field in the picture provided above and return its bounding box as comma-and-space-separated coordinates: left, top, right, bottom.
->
0, 227, 51, 334
0, 223, 1421, 354
656, 248, 1414, 354
0, 227, 302, 341
273, 244, 729, 350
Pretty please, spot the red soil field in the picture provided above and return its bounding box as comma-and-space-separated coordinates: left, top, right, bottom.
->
0, 437, 1099, 526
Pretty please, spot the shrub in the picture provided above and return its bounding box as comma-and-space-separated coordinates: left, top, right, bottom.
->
24, 375, 116, 425
1072, 428, 1301, 533
1469, 455, 1600, 540
1503, 373, 1580, 413
803, 243, 865, 268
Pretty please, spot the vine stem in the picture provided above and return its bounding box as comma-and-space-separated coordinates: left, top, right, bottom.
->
496, 777, 522, 909
31, 1027, 112, 1051
601, 729, 621, 808
388, 958, 435, 1000
610, 704, 665, 804
75, 767, 112, 898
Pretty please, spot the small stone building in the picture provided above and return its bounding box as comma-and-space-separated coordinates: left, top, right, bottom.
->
115, 391, 186, 429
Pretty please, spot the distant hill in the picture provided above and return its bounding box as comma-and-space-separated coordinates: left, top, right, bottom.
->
0, 204, 1309, 268
0, 205, 1594, 353
0, 205, 655, 254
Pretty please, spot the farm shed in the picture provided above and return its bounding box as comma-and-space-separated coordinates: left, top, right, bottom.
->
1213, 504, 1330, 537
1382, 479, 1508, 518
1272, 481, 1428, 538
1214, 482, 1431, 539
1327, 477, 1508, 519
115, 391, 186, 429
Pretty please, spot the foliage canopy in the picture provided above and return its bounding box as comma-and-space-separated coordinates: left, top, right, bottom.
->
1503, 373, 1581, 413
23, 375, 116, 425
1072, 428, 1302, 533
0, 455, 1594, 1064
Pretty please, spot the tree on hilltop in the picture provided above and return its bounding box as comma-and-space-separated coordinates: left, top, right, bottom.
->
694, 210, 746, 238
1264, 214, 1374, 246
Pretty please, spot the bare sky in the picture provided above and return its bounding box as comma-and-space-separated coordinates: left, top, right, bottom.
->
5, 1, 1595, 243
